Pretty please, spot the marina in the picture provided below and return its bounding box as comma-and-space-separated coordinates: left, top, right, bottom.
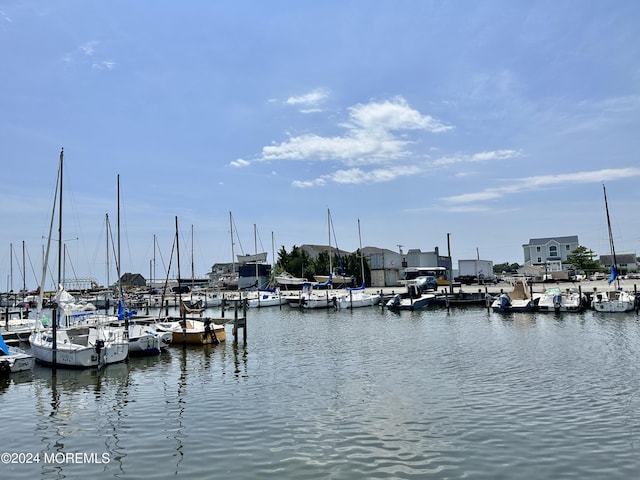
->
1, 301, 640, 479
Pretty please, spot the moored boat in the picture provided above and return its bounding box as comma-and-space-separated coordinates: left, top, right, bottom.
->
156, 318, 226, 345
385, 281, 436, 311
246, 288, 288, 308
0, 331, 34, 375
491, 279, 534, 312
535, 286, 586, 312
589, 185, 637, 313
336, 287, 381, 309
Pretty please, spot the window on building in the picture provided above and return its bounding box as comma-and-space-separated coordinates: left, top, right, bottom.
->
536, 246, 541, 252
566, 245, 571, 250
537, 257, 542, 263
549, 246, 558, 256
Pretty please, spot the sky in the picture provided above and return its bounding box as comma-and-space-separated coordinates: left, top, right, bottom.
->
1, 0, 640, 291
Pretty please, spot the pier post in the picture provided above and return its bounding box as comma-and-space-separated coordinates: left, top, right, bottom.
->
232, 300, 247, 343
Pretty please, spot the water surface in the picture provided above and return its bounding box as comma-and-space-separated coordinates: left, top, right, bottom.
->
1, 306, 639, 479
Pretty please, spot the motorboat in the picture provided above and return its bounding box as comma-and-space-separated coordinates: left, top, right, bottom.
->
0, 331, 34, 375
491, 279, 534, 312
386, 281, 436, 311
535, 286, 586, 312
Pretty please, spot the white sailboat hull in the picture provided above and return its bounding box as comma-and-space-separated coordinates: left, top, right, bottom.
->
337, 291, 381, 309
0, 348, 35, 374
591, 290, 636, 312
29, 327, 129, 368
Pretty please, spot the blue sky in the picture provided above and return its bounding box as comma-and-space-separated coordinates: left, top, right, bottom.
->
1, 0, 640, 290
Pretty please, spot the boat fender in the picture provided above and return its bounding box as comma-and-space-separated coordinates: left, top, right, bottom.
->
553, 293, 562, 309
387, 294, 400, 308
499, 293, 511, 310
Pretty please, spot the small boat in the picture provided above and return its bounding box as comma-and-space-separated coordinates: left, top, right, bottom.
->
274, 271, 308, 289
535, 286, 585, 312
386, 281, 436, 311
292, 282, 344, 309
127, 323, 165, 355
491, 279, 534, 312
156, 318, 226, 345
313, 273, 355, 286
336, 287, 381, 309
0, 331, 34, 375
591, 289, 636, 313
246, 288, 288, 308
336, 219, 381, 310
30, 323, 129, 369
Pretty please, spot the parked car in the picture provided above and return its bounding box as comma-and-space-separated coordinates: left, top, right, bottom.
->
415, 276, 438, 291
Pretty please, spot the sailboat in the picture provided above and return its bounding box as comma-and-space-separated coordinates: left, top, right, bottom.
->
112, 175, 167, 355
246, 230, 288, 308
29, 149, 129, 368
313, 209, 355, 287
591, 184, 636, 313
337, 219, 381, 309
155, 217, 226, 345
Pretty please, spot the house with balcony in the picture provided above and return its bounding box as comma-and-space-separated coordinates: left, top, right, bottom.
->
523, 236, 579, 265
521, 236, 580, 280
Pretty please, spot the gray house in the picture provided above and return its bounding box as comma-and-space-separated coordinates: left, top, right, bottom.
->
523, 236, 580, 265
598, 253, 638, 273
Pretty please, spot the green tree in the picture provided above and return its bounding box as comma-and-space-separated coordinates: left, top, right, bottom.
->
493, 262, 521, 274
565, 246, 603, 274
276, 245, 314, 279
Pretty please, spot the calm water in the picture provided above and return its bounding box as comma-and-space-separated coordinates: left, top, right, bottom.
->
2, 305, 640, 479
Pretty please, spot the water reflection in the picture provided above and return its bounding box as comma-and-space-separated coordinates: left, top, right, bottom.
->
2, 307, 640, 479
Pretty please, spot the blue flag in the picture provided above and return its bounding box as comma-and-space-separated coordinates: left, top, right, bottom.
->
608, 266, 618, 284
0, 332, 10, 356
118, 299, 125, 321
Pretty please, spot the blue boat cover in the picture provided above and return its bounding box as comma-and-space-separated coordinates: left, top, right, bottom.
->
0, 332, 9, 356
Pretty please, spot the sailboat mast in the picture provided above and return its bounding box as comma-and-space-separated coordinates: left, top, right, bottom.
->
229, 212, 235, 285
105, 213, 110, 291
254, 224, 259, 289
190, 224, 195, 294
22, 241, 26, 295
603, 184, 620, 288
358, 219, 365, 287
53, 147, 64, 364
328, 209, 332, 280
175, 216, 183, 315
117, 174, 121, 295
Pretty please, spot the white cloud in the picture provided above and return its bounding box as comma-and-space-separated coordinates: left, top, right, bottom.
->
432, 149, 521, 167
262, 96, 450, 170
229, 158, 250, 168
442, 167, 640, 204
346, 96, 452, 133
92, 60, 116, 70
285, 88, 330, 108
292, 178, 327, 188
80, 41, 98, 56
